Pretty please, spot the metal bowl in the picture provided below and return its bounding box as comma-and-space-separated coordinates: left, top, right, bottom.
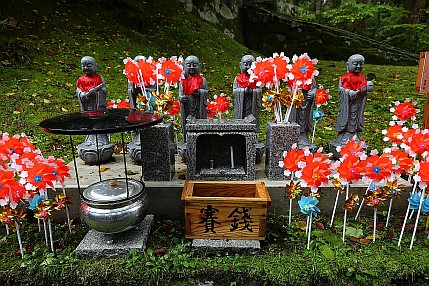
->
80, 178, 148, 234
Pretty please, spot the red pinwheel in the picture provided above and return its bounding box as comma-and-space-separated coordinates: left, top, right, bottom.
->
123, 58, 140, 85
362, 154, 395, 183
391, 100, 418, 122
158, 57, 183, 85
383, 124, 405, 144
300, 154, 331, 190
315, 87, 330, 107
338, 138, 365, 158
279, 144, 306, 175
137, 58, 157, 87
25, 163, 57, 191
167, 101, 180, 116
249, 57, 275, 88
0, 170, 25, 204
215, 94, 230, 114
408, 130, 429, 156
47, 158, 71, 183
288, 53, 318, 87
206, 102, 217, 118
336, 155, 365, 183
272, 52, 289, 81
384, 148, 414, 176
418, 160, 429, 184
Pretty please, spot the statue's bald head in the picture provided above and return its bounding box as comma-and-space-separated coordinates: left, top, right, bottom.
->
346, 54, 365, 74
81, 56, 98, 75
184, 55, 201, 76
240, 55, 255, 73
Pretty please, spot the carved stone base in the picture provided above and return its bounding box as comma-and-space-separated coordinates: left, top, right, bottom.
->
77, 134, 114, 165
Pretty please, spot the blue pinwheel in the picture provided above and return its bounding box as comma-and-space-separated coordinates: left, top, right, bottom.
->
298, 195, 320, 216
312, 108, 324, 122
408, 192, 422, 210
28, 194, 46, 210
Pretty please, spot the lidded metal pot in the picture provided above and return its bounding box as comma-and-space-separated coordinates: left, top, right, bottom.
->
81, 178, 148, 234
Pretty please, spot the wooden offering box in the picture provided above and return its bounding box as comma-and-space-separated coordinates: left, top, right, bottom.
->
181, 181, 271, 240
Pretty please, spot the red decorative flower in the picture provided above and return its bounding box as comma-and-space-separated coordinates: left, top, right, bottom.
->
288, 53, 318, 87
300, 154, 331, 189
123, 58, 140, 85
383, 124, 404, 144
338, 138, 365, 158
408, 131, 429, 156
249, 57, 275, 88
0, 170, 25, 203
26, 163, 57, 191
392, 100, 417, 121
206, 102, 217, 118
166, 101, 180, 116
215, 94, 230, 114
137, 58, 157, 87
280, 145, 306, 174
382, 148, 414, 176
336, 155, 365, 183
158, 57, 183, 85
362, 154, 394, 183
315, 87, 330, 107
272, 52, 289, 81
418, 160, 429, 184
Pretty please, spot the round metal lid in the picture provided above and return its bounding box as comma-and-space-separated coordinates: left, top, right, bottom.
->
82, 179, 143, 202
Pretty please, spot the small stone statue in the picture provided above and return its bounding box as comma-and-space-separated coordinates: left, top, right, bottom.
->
288, 82, 317, 151
233, 55, 262, 132
179, 55, 208, 142
76, 56, 114, 164
76, 56, 107, 112
330, 54, 373, 157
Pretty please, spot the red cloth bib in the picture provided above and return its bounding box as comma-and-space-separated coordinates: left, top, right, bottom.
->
340, 72, 367, 91
181, 75, 204, 95
76, 74, 103, 92
236, 73, 257, 89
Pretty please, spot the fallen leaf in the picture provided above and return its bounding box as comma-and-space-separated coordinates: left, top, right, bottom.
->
43, 99, 51, 104
293, 220, 307, 231
359, 238, 371, 244
99, 166, 109, 172
153, 247, 167, 255
324, 127, 333, 131
61, 108, 68, 112
316, 221, 325, 230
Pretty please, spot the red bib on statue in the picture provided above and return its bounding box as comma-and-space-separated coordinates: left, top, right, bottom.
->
76, 74, 103, 92
236, 73, 257, 89
340, 72, 367, 91
182, 75, 204, 95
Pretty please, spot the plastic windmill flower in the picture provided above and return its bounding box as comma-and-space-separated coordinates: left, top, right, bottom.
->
337, 137, 365, 158
297, 148, 331, 193
362, 152, 395, 184
279, 143, 306, 176
382, 123, 406, 145
343, 194, 360, 211
390, 99, 419, 122
287, 53, 319, 89
249, 57, 275, 88
314, 87, 330, 107
123, 57, 140, 85
206, 102, 217, 118
298, 194, 320, 249
272, 52, 289, 82
157, 56, 183, 87
108, 99, 131, 109
214, 93, 230, 118
137, 57, 157, 87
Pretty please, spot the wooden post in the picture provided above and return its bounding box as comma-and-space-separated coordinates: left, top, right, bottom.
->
416, 52, 429, 128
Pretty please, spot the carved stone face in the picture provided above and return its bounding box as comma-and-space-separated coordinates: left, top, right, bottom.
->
347, 54, 364, 74
184, 56, 201, 76
81, 56, 97, 76
240, 55, 255, 73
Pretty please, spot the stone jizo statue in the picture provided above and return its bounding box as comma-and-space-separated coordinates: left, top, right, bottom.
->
76, 56, 107, 112
76, 56, 114, 164
233, 55, 262, 132
288, 82, 316, 150
330, 54, 373, 157
179, 55, 208, 142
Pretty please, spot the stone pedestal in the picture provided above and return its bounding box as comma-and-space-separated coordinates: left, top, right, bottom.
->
186, 117, 257, 181
77, 134, 114, 165
128, 122, 175, 181
265, 122, 300, 180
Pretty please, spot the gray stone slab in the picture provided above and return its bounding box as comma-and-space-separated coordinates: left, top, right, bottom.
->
265, 121, 300, 180
75, 214, 154, 257
191, 239, 260, 253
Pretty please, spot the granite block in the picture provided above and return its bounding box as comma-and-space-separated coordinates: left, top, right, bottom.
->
128, 122, 175, 181
75, 214, 153, 257
265, 122, 300, 180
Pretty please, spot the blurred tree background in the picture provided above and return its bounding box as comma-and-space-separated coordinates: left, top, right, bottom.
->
279, 0, 428, 54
